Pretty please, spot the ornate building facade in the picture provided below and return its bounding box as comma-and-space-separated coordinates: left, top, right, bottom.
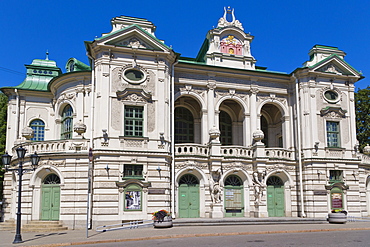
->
2, 8, 370, 229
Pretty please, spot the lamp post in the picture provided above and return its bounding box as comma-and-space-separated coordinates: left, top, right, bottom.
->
2, 146, 40, 244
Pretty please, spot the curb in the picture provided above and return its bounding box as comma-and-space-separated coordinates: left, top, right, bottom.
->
21, 227, 370, 247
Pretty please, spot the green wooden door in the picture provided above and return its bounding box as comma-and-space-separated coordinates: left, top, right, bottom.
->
267, 176, 285, 217
41, 185, 60, 220
41, 174, 61, 221
178, 174, 199, 218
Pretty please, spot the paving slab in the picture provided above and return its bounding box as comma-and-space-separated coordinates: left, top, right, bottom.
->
0, 221, 369, 247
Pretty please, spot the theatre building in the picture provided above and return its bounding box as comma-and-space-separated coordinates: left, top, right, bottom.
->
1, 8, 370, 229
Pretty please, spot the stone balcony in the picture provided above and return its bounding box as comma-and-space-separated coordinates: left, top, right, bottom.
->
175, 144, 295, 161
12, 139, 90, 156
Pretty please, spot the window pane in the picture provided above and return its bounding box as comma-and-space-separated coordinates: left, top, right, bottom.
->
125, 106, 143, 137
30, 119, 45, 141
61, 105, 73, 140
220, 111, 232, 145
326, 122, 340, 147
174, 107, 194, 143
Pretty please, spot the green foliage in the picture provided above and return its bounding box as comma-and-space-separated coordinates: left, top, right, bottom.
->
355, 87, 370, 152
0, 93, 7, 200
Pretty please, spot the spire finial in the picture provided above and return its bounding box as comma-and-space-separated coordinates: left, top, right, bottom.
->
46, 50, 49, 60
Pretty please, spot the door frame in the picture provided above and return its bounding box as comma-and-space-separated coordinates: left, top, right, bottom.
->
176, 168, 206, 218
30, 167, 64, 221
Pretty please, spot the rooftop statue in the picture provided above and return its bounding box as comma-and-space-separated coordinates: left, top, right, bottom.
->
217, 6, 244, 30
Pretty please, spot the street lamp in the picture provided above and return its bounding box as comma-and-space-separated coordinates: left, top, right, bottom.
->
1, 146, 40, 244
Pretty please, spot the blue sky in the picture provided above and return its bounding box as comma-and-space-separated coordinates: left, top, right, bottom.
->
1, 0, 370, 89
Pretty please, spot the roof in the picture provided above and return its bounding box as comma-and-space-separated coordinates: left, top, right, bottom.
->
1, 57, 62, 92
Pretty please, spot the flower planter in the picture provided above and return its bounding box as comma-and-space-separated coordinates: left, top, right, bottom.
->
328, 213, 347, 224
153, 216, 173, 228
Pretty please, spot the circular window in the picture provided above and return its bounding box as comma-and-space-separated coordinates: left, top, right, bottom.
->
123, 68, 146, 84
324, 90, 339, 103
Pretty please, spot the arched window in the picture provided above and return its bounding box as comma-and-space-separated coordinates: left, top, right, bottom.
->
267, 176, 283, 186
179, 174, 199, 186
43, 174, 61, 184
220, 111, 232, 145
61, 105, 73, 139
175, 107, 194, 143
30, 119, 45, 141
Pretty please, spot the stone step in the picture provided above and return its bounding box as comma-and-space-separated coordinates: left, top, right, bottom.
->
0, 220, 68, 232
0, 220, 16, 230
22, 226, 68, 232
22, 221, 68, 232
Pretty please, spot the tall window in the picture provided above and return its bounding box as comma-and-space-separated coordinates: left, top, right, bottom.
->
30, 119, 45, 141
175, 107, 194, 143
61, 105, 73, 139
220, 111, 232, 145
327, 121, 340, 147
125, 106, 143, 137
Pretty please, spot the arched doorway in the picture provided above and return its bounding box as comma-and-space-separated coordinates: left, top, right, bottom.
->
178, 174, 199, 218
41, 174, 60, 220
224, 175, 243, 217
267, 176, 285, 217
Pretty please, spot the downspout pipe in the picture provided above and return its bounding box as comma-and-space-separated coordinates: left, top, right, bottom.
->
170, 60, 178, 218
293, 73, 306, 218
15, 89, 20, 141
86, 52, 96, 233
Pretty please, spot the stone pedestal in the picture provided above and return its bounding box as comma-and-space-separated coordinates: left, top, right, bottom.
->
254, 204, 268, 218
210, 203, 223, 218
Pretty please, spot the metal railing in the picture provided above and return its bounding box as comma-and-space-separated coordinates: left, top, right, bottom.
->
96, 220, 153, 232
347, 216, 370, 222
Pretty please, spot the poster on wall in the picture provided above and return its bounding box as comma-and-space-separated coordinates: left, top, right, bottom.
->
126, 191, 141, 210
331, 192, 343, 208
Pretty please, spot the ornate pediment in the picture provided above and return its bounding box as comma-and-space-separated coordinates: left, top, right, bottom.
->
316, 63, 344, 75
320, 106, 347, 118
116, 88, 152, 103
101, 25, 171, 52
310, 54, 362, 77
115, 36, 153, 50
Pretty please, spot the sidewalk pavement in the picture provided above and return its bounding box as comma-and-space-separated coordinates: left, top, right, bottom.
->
1, 221, 370, 247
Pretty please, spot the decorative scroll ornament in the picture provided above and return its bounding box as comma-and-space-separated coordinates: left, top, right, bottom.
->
320, 107, 347, 118
217, 7, 244, 30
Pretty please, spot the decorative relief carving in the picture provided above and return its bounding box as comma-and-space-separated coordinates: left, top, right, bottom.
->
147, 103, 155, 133
175, 161, 208, 170
266, 164, 295, 171
39, 160, 66, 167
57, 92, 76, 104
257, 94, 287, 105
116, 37, 151, 49
317, 63, 343, 75
223, 162, 252, 171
